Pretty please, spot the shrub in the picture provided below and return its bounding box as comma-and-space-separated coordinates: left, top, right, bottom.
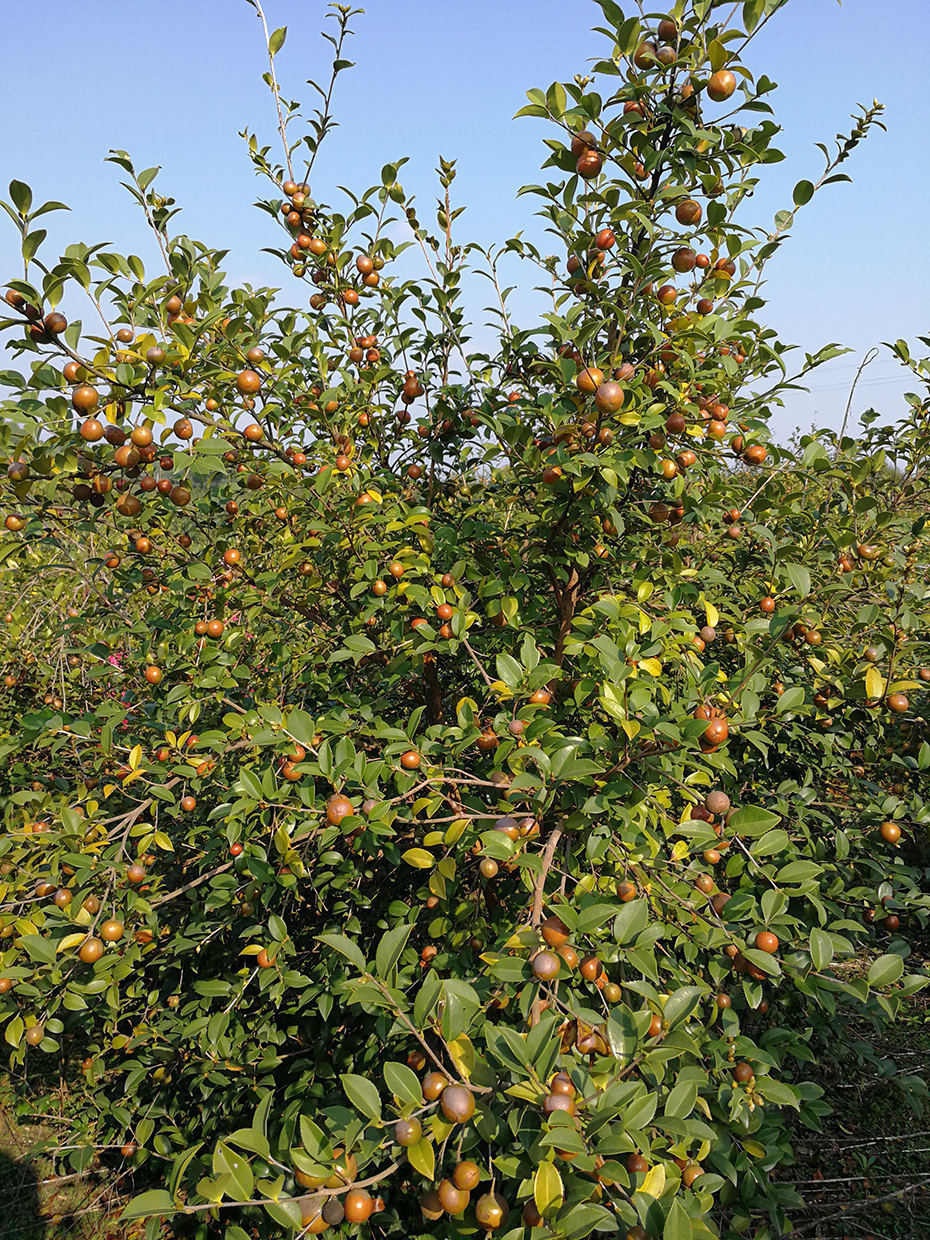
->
0, 1, 928, 1237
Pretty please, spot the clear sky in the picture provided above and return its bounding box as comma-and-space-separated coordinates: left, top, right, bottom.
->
1, 0, 927, 439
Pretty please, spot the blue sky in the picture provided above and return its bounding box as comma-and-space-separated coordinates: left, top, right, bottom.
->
1, 0, 927, 438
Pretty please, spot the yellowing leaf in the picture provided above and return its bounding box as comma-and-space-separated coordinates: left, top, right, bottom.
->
533, 1161, 564, 1215
128, 743, 143, 770
153, 831, 174, 852
639, 657, 662, 677
505, 1082, 540, 1102
636, 1162, 667, 1201
743, 1140, 766, 1158
621, 719, 641, 740
240, 944, 264, 956
865, 666, 885, 701
58, 933, 88, 953
401, 848, 435, 870
444, 818, 469, 845
704, 601, 719, 628
446, 1034, 475, 1080
671, 840, 690, 861
406, 1137, 434, 1180
103, 784, 117, 799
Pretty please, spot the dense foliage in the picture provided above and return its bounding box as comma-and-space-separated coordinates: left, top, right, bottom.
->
0, 1, 928, 1237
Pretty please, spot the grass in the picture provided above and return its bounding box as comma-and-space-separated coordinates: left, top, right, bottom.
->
0, 1109, 135, 1240
784, 988, 930, 1239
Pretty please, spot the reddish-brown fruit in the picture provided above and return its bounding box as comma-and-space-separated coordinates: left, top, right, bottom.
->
755, 930, 779, 954
880, 821, 901, 845
72, 384, 100, 412
326, 794, 353, 826
474, 1192, 509, 1231
594, 380, 625, 413
707, 69, 737, 102
703, 717, 729, 746
236, 369, 262, 395
440, 1083, 476, 1124
394, 1117, 422, 1146
580, 954, 603, 981
532, 950, 561, 981
675, 199, 702, 226
541, 915, 570, 947
422, 1071, 448, 1101
343, 1190, 374, 1223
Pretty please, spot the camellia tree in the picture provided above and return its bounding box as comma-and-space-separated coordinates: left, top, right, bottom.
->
0, 1, 928, 1237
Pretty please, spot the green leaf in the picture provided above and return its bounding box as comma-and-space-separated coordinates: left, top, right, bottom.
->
121, 1190, 176, 1220
20, 934, 56, 965
664, 1196, 694, 1240
868, 954, 904, 989
9, 179, 32, 215
441, 978, 481, 1041
792, 179, 814, 207
384, 1060, 423, 1108
809, 928, 833, 972
315, 932, 366, 972
213, 1141, 254, 1200
783, 562, 811, 597
753, 828, 790, 856
663, 986, 702, 1029
340, 1072, 382, 1122
268, 26, 287, 55
664, 1077, 697, 1119
775, 686, 806, 715
495, 652, 523, 688
727, 806, 781, 837
375, 922, 413, 978
401, 847, 435, 869
614, 898, 649, 943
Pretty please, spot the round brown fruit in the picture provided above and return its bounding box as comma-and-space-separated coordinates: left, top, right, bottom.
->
72, 384, 99, 412
541, 915, 570, 947
440, 1083, 476, 1124
879, 821, 901, 845
705, 790, 730, 816
79, 937, 105, 964
422, 1071, 448, 1101
532, 950, 561, 981
474, 1192, 509, 1231
675, 199, 702, 226
326, 794, 353, 826
343, 1190, 374, 1223
594, 381, 625, 413
394, 1117, 422, 1146
755, 930, 779, 954
236, 369, 262, 395
707, 69, 737, 102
